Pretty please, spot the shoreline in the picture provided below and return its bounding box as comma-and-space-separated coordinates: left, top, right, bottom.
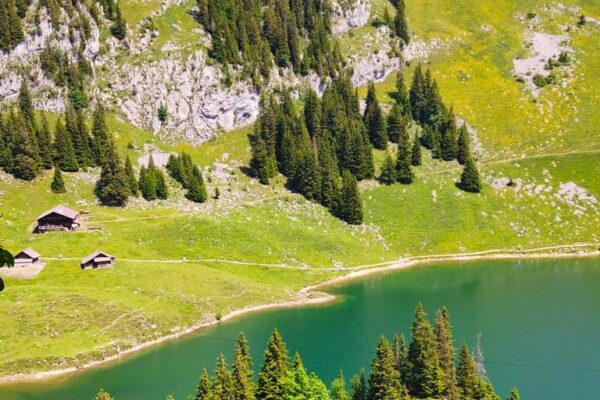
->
1, 246, 598, 386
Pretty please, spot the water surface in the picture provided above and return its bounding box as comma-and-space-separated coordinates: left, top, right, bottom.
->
2, 258, 600, 399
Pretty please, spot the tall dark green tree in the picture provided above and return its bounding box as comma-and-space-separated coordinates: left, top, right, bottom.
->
233, 333, 255, 400
440, 110, 458, 161
195, 369, 213, 400
36, 113, 54, 169
456, 344, 481, 399
407, 304, 445, 398
53, 118, 79, 172
368, 336, 407, 400
364, 82, 388, 150
186, 165, 208, 203
138, 165, 157, 201
110, 3, 127, 39
387, 104, 406, 144
458, 155, 481, 193
335, 170, 363, 225
436, 308, 458, 399
212, 354, 235, 400
18, 80, 35, 129
154, 167, 168, 200
91, 105, 111, 167
507, 388, 521, 400
124, 155, 139, 197
392, 334, 410, 387
350, 370, 367, 400
456, 125, 471, 165
256, 329, 289, 400
395, 72, 411, 115
411, 133, 422, 166
395, 120, 414, 184
51, 166, 66, 193
95, 140, 131, 207
393, 0, 410, 45
331, 371, 350, 400
378, 153, 396, 185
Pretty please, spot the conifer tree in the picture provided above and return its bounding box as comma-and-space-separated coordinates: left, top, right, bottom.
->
331, 371, 350, 400
195, 369, 213, 400
364, 82, 388, 150
51, 166, 66, 193
395, 72, 411, 116
336, 170, 363, 225
392, 334, 410, 387
233, 333, 255, 400
36, 114, 53, 169
458, 155, 481, 193
290, 151, 321, 201
350, 370, 367, 400
154, 167, 168, 200
387, 104, 406, 144
250, 133, 276, 185
282, 353, 329, 399
12, 154, 38, 181
392, 0, 410, 45
18, 80, 35, 129
139, 165, 157, 201
93, 390, 114, 400
436, 308, 458, 399
411, 133, 421, 166
186, 165, 208, 203
213, 354, 235, 400
367, 336, 406, 400
395, 121, 414, 184
507, 388, 521, 400
66, 105, 93, 168
440, 111, 458, 161
456, 344, 481, 399
95, 140, 131, 207
53, 118, 79, 172
378, 153, 396, 185
124, 155, 139, 197
256, 329, 289, 400
409, 65, 426, 124
91, 105, 111, 167
407, 304, 445, 398
456, 125, 471, 165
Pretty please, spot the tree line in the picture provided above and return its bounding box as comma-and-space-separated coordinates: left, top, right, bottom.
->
93, 304, 520, 400
196, 0, 343, 82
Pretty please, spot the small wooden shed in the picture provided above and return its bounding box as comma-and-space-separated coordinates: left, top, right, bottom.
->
36, 205, 80, 233
81, 251, 115, 269
14, 249, 40, 266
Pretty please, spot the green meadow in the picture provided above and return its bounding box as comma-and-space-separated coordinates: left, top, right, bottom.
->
1, 0, 599, 378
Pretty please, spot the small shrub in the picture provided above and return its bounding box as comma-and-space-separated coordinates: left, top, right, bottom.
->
533, 74, 548, 88
158, 105, 168, 123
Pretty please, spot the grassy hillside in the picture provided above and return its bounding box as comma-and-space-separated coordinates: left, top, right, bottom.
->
1, 0, 599, 378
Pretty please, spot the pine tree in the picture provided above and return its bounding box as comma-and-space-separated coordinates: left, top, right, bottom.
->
154, 167, 168, 200
392, 334, 410, 387
367, 336, 406, 400
436, 308, 458, 399
364, 82, 388, 150
350, 370, 367, 400
213, 354, 235, 400
195, 369, 213, 400
36, 114, 53, 169
110, 3, 127, 40
411, 133, 422, 166
440, 110, 458, 161
18, 80, 35, 129
186, 165, 208, 203
12, 154, 38, 181
53, 118, 79, 172
51, 167, 66, 193
233, 333, 255, 400
256, 329, 289, 400
456, 344, 480, 399
395, 72, 411, 115
290, 150, 321, 201
387, 104, 406, 144
124, 155, 139, 197
507, 388, 521, 400
395, 120, 414, 184
458, 155, 481, 193
91, 105, 111, 167
409, 65, 426, 124
392, 0, 410, 45
335, 170, 363, 225
138, 165, 157, 201
407, 304, 445, 398
95, 140, 131, 207
66, 105, 93, 168
456, 125, 471, 165
378, 153, 396, 185
331, 371, 350, 400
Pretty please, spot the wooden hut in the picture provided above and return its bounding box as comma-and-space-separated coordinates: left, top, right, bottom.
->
14, 249, 40, 266
81, 251, 115, 269
36, 205, 80, 233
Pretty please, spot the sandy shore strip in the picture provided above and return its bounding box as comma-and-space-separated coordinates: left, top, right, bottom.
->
1, 244, 599, 385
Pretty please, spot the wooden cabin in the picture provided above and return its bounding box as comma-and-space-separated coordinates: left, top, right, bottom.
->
81, 251, 115, 269
36, 205, 80, 233
14, 249, 40, 266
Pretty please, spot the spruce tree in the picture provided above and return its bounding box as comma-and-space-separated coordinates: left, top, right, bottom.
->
458, 155, 481, 193
256, 329, 289, 400
233, 333, 255, 400
392, 0, 410, 45
36, 114, 54, 169
291, 151, 321, 201
336, 170, 363, 225
456, 125, 471, 165
195, 369, 213, 400
507, 388, 521, 400
350, 370, 367, 400
93, 390, 114, 400
154, 167, 168, 200
395, 72, 411, 116
18, 80, 35, 129
407, 304, 445, 398
378, 153, 396, 185
53, 118, 79, 172
95, 141, 131, 207
213, 354, 235, 400
51, 166, 66, 193
124, 155, 139, 197
12, 154, 38, 181
456, 344, 481, 399
91, 105, 111, 166
186, 165, 208, 203
411, 133, 422, 166
66, 105, 93, 168
392, 334, 410, 387
331, 371, 350, 400
440, 110, 458, 161
364, 82, 388, 150
436, 308, 458, 399
367, 336, 406, 400
387, 104, 406, 144
139, 165, 157, 201
395, 122, 414, 184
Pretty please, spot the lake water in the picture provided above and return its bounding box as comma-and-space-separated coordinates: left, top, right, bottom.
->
2, 257, 600, 400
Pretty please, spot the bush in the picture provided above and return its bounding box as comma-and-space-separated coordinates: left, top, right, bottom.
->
11, 155, 39, 181
158, 105, 168, 123
533, 74, 549, 88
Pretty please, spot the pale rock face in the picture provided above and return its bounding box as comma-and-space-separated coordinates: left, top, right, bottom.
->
331, 0, 371, 34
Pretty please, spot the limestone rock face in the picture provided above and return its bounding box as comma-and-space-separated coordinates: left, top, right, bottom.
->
331, 0, 371, 34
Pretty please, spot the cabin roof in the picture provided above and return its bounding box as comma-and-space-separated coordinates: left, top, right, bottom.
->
81, 251, 115, 265
37, 205, 79, 221
15, 248, 40, 259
